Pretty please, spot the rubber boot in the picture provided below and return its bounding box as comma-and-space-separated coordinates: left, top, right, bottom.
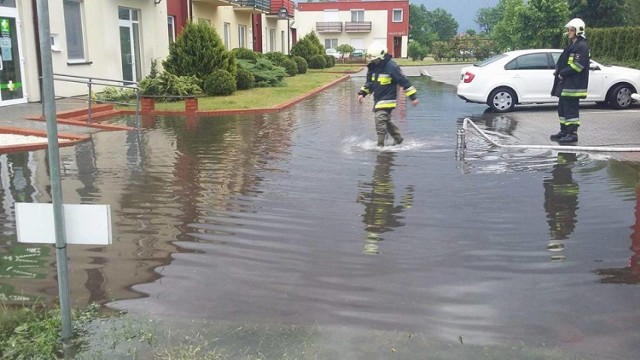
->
558, 124, 578, 143
377, 134, 386, 147
550, 124, 567, 141
392, 135, 403, 146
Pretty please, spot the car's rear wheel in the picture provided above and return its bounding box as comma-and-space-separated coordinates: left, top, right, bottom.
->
607, 83, 635, 109
488, 87, 516, 112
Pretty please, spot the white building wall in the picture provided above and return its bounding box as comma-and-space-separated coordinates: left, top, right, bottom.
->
294, 8, 387, 51
192, 5, 253, 51
19, 0, 169, 101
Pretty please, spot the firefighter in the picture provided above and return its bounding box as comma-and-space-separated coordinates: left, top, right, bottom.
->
357, 41, 419, 147
550, 18, 590, 144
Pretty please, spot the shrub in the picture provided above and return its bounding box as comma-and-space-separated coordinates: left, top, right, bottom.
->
324, 55, 336, 68
231, 48, 261, 63
140, 71, 203, 101
265, 52, 298, 76
308, 54, 327, 69
204, 69, 237, 96
290, 31, 324, 62
162, 22, 237, 83
292, 56, 308, 74
408, 41, 428, 61
236, 66, 255, 90
238, 58, 287, 87
95, 87, 137, 102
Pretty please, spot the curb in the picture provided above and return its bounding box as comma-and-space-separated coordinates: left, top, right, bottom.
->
0, 126, 90, 154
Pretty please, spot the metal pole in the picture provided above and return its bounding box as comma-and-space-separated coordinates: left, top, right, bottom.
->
36, 0, 73, 340
287, 17, 290, 54
87, 79, 93, 124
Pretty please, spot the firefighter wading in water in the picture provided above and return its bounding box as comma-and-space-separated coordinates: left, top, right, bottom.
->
550, 18, 590, 144
357, 41, 419, 147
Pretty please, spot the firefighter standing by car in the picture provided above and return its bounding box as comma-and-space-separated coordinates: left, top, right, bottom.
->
357, 41, 419, 147
550, 18, 590, 144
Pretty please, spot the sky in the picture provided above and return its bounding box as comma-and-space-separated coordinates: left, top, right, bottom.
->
413, 0, 500, 33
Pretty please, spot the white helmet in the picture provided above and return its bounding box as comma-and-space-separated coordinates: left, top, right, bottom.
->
366, 41, 387, 60
565, 18, 586, 38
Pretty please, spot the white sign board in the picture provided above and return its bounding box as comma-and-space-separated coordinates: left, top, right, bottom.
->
15, 203, 112, 245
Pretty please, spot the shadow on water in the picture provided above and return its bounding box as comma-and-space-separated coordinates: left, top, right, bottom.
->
1, 78, 640, 358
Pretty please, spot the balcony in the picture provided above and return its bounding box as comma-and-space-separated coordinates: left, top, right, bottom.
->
231, 0, 271, 13
316, 22, 343, 33
269, 0, 295, 18
192, 0, 270, 13
345, 21, 372, 33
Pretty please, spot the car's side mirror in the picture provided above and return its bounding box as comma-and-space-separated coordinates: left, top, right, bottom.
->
589, 64, 600, 71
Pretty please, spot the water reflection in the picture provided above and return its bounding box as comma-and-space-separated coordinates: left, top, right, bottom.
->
543, 153, 579, 261
594, 180, 640, 284
357, 152, 414, 254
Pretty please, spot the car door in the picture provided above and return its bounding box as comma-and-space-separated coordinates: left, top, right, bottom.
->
586, 61, 606, 101
504, 52, 555, 103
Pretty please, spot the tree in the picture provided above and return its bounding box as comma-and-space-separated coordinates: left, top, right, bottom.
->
163, 22, 236, 82
336, 44, 355, 58
623, 0, 640, 26
475, 6, 503, 34
409, 4, 438, 48
567, 0, 625, 28
491, 0, 569, 51
428, 8, 458, 41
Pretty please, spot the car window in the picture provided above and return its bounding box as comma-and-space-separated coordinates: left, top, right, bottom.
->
474, 53, 507, 67
504, 53, 552, 70
551, 52, 561, 65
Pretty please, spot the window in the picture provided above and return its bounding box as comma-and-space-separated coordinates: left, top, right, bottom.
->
351, 10, 364, 22
167, 16, 176, 43
393, 9, 403, 22
324, 9, 339, 21
505, 53, 552, 70
269, 29, 276, 52
324, 38, 338, 50
223, 22, 231, 50
63, 0, 86, 61
238, 25, 246, 48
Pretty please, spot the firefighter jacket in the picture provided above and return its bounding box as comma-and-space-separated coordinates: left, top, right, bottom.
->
358, 54, 417, 111
551, 37, 590, 99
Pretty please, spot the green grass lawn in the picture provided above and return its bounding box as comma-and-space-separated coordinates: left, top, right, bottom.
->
152, 67, 362, 112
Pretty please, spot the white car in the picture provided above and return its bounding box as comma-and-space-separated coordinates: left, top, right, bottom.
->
457, 49, 640, 112
325, 48, 341, 59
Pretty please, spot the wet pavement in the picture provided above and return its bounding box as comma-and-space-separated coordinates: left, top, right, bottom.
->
1, 67, 640, 359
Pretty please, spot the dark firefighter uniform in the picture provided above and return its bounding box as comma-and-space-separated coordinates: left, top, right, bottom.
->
551, 36, 590, 142
358, 54, 417, 146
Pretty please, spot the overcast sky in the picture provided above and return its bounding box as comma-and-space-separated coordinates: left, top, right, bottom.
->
412, 0, 500, 32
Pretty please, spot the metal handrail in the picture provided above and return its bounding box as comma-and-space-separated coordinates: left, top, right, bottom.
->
52, 73, 140, 125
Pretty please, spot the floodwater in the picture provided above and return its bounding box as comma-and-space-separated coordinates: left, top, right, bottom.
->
1, 77, 640, 358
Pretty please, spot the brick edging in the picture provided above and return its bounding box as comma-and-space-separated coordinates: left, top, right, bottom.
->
0, 126, 90, 154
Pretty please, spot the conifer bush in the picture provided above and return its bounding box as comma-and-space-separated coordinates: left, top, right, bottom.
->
238, 58, 287, 87
290, 31, 324, 63
162, 22, 237, 84
292, 56, 308, 74
324, 55, 335, 68
231, 48, 261, 63
308, 54, 327, 69
236, 66, 255, 90
204, 69, 237, 96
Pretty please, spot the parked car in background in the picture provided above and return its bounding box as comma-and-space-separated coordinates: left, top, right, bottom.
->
456, 49, 640, 112
325, 48, 341, 59
350, 49, 366, 59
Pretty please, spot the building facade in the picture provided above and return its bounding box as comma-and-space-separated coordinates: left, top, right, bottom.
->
296, 0, 410, 58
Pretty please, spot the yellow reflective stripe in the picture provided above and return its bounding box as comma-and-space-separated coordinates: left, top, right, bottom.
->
360, 87, 370, 94
561, 90, 587, 97
405, 86, 416, 97
375, 100, 396, 109
568, 55, 584, 72
379, 78, 392, 85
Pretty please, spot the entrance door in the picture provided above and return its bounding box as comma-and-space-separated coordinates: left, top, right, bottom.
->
118, 7, 141, 82
0, 7, 26, 106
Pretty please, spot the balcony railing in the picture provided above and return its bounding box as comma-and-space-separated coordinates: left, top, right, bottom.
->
231, 0, 270, 13
345, 21, 372, 32
316, 22, 343, 33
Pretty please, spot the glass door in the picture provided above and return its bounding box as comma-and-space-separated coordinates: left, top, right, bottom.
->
118, 7, 141, 82
0, 7, 27, 106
